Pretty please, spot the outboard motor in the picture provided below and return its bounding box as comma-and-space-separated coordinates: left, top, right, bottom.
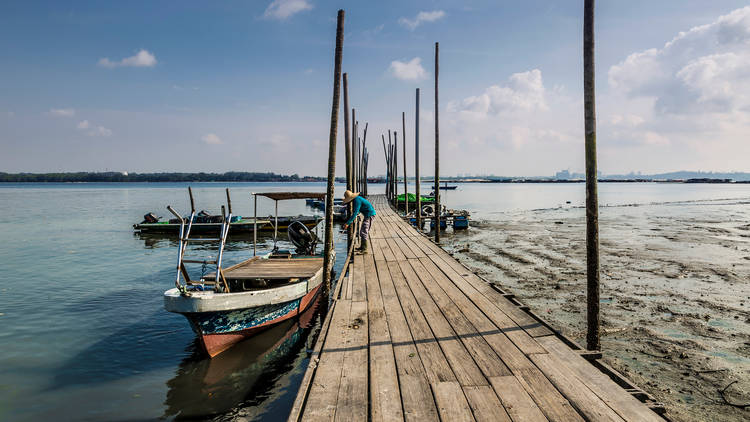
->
287, 220, 317, 255
143, 212, 159, 223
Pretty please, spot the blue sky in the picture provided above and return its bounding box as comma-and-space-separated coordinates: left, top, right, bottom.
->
2, 1, 750, 176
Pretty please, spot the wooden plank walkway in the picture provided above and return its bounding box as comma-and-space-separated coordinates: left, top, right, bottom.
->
289, 194, 663, 422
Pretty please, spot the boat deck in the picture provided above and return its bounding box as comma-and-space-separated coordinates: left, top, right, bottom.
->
218, 257, 324, 280
289, 194, 663, 422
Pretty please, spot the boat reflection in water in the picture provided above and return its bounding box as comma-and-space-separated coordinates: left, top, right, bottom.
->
163, 290, 324, 420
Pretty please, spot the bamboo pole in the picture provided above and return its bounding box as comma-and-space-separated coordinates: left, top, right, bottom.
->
323, 9, 344, 292
415, 88, 421, 229
402, 112, 408, 215
390, 142, 395, 203
382, 134, 388, 199
343, 73, 352, 249
361, 123, 368, 194
394, 132, 398, 206
388, 129, 395, 202
353, 117, 358, 192
434, 42, 440, 242
584, 0, 600, 351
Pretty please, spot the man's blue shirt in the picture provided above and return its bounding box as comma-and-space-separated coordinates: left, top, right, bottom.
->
345, 196, 376, 225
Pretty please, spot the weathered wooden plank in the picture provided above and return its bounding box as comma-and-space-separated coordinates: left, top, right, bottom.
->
420, 257, 545, 354
288, 255, 347, 422
402, 236, 429, 258
371, 237, 387, 262
490, 376, 548, 422
388, 233, 407, 261
343, 272, 351, 300
396, 260, 487, 386
400, 374, 439, 422
351, 254, 366, 301
334, 300, 369, 422
386, 261, 457, 385
514, 365, 585, 422
529, 353, 624, 422
433, 381, 475, 422
538, 336, 663, 422
394, 237, 417, 259
374, 259, 439, 420
425, 255, 548, 354
464, 385, 513, 422
378, 237, 396, 262
363, 254, 403, 422
430, 252, 553, 338
408, 258, 511, 379
302, 300, 353, 421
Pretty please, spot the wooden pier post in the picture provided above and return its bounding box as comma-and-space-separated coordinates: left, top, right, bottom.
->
584, 0, 600, 351
343, 73, 352, 249
361, 123, 368, 194
394, 132, 398, 207
402, 112, 408, 216
416, 88, 421, 229
388, 129, 396, 203
382, 134, 389, 199
353, 117, 358, 193
323, 9, 344, 292
434, 42, 440, 243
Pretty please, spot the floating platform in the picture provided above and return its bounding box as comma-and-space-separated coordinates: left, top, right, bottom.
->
289, 194, 664, 422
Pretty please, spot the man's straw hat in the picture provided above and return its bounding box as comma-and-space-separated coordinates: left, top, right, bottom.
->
342, 190, 359, 204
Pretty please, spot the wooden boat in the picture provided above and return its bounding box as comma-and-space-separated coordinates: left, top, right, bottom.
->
438, 181, 458, 190
163, 289, 322, 418
134, 216, 270, 234
134, 214, 321, 234
163, 190, 333, 357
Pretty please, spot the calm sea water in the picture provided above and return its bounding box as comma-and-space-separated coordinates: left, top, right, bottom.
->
2, 181, 749, 421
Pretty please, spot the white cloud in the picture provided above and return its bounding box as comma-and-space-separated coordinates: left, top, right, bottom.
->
3, 111, 14, 118
77, 120, 90, 129
98, 49, 157, 68
609, 6, 750, 115
388, 57, 427, 81
202, 133, 222, 145
89, 126, 112, 137
448, 69, 547, 118
48, 108, 75, 117
263, 0, 312, 20
398, 10, 445, 30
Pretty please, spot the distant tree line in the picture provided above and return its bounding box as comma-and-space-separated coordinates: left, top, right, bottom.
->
0, 172, 329, 183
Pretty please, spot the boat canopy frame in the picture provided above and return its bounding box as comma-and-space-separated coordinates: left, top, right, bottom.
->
252, 192, 327, 256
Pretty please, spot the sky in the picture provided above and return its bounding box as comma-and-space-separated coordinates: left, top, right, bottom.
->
2, 0, 750, 177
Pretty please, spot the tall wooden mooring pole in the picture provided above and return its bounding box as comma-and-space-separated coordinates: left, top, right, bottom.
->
402, 112, 408, 215
343, 73, 352, 249
434, 42, 440, 243
584, 0, 600, 351
323, 9, 344, 292
415, 88, 421, 229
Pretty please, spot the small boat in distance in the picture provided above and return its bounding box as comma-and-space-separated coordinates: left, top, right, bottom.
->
163, 189, 333, 357
438, 181, 458, 190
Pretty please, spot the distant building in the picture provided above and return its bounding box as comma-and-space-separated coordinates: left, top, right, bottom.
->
555, 169, 571, 179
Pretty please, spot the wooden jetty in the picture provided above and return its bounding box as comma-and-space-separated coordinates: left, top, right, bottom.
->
288, 194, 664, 422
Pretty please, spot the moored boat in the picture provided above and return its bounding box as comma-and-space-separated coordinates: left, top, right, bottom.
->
163, 190, 333, 357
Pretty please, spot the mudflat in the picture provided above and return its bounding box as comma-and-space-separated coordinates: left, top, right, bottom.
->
447, 198, 750, 422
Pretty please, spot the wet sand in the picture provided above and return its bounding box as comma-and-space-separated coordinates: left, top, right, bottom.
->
445, 198, 750, 421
